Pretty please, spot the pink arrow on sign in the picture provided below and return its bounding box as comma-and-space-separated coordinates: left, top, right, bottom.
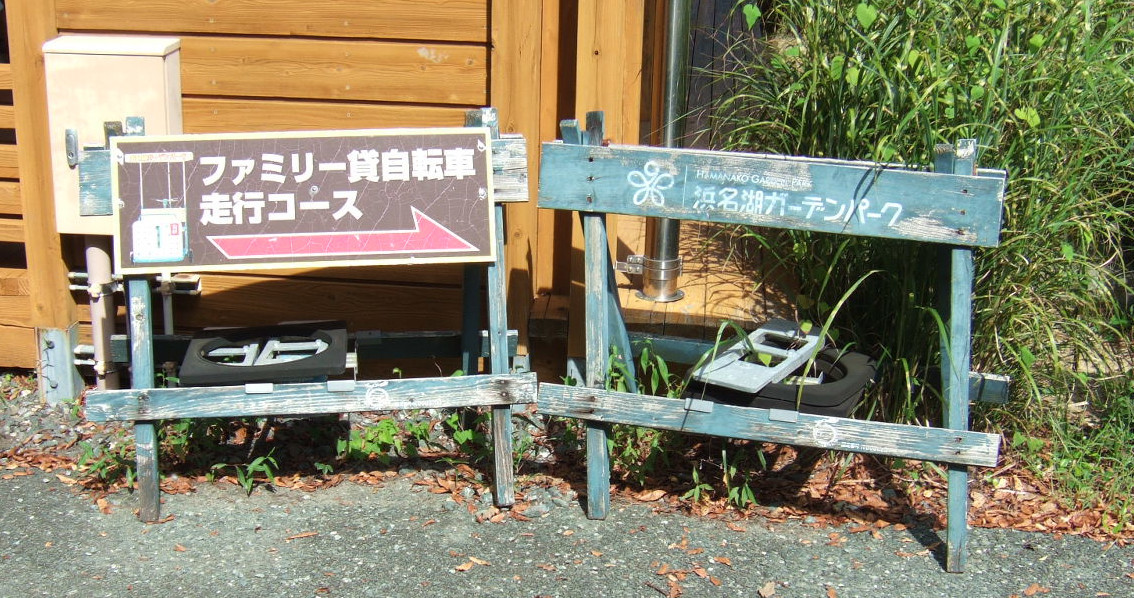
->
207, 207, 478, 260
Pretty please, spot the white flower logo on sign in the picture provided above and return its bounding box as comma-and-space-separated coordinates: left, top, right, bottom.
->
364, 380, 390, 409
627, 160, 675, 207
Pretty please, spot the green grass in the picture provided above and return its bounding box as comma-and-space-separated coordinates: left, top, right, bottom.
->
712, 0, 1134, 514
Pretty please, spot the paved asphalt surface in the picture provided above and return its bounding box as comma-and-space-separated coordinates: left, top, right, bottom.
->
1, 469, 1131, 598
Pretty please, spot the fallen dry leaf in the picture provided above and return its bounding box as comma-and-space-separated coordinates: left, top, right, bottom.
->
173, 544, 187, 552
636, 489, 667, 502
758, 581, 776, 597
826, 586, 838, 598
1023, 583, 1051, 596
712, 556, 732, 567
285, 531, 319, 542
469, 556, 491, 566
725, 522, 747, 533
454, 561, 475, 572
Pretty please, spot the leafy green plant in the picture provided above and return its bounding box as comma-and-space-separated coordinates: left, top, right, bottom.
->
442, 410, 491, 462
722, 448, 758, 509
219, 449, 278, 495
681, 465, 715, 503
337, 419, 405, 464
77, 431, 136, 488
711, 0, 1134, 514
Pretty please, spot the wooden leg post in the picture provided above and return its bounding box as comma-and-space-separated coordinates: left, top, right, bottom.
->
127, 278, 161, 522
488, 203, 515, 507
937, 139, 978, 572
943, 246, 974, 572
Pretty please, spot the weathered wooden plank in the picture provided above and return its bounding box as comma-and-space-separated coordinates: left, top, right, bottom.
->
538, 143, 1007, 247
180, 36, 487, 105
55, 0, 488, 43
576, 113, 616, 520
489, 203, 515, 505
0, 181, 21, 216
0, 64, 11, 91
85, 373, 537, 422
491, 136, 529, 203
0, 144, 19, 179
183, 98, 468, 134
936, 141, 977, 573
0, 219, 24, 243
125, 279, 161, 522
0, 325, 37, 369
537, 383, 1001, 467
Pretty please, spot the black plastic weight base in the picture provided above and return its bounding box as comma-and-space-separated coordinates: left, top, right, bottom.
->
177, 321, 348, 386
686, 348, 876, 418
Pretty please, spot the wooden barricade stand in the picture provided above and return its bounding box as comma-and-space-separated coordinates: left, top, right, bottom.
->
536, 111, 1005, 572
84, 108, 534, 522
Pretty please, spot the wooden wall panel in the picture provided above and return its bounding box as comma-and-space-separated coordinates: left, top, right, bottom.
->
56, 0, 488, 43
0, 221, 24, 243
565, 0, 645, 356
490, 0, 550, 353
0, 295, 32, 327
184, 98, 468, 133
0, 183, 19, 217
0, 324, 37, 368
0, 106, 15, 129
172, 274, 466, 332
179, 36, 487, 105
9, 0, 77, 331
0, 268, 31, 296
0, 145, 19, 179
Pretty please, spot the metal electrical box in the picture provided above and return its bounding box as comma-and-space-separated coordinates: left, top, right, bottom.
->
43, 35, 182, 235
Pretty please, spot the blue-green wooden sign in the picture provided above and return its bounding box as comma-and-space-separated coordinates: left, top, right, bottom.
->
539, 143, 1007, 247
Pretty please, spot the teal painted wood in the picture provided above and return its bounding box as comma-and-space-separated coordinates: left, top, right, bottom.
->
78, 149, 113, 216
538, 143, 1007, 247
936, 141, 977, 573
573, 112, 614, 520
84, 373, 537, 422
489, 201, 515, 506
537, 383, 1000, 467
127, 278, 161, 522
468, 106, 518, 507
461, 265, 483, 376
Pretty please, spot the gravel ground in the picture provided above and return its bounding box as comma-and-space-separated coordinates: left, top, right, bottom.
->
2, 376, 1133, 597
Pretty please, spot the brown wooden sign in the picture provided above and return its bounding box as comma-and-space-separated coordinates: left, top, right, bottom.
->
112, 128, 494, 274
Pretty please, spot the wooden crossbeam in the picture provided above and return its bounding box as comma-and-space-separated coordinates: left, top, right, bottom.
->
538, 383, 1000, 468
85, 373, 537, 422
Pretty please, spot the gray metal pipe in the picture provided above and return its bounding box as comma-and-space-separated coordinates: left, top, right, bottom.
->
85, 235, 120, 390
640, 0, 691, 303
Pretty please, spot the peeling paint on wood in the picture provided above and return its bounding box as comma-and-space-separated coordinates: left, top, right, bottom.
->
537, 383, 1000, 467
539, 143, 1006, 247
84, 373, 537, 421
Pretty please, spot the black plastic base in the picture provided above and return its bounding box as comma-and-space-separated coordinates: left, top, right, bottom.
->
685, 348, 876, 418
178, 321, 348, 386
